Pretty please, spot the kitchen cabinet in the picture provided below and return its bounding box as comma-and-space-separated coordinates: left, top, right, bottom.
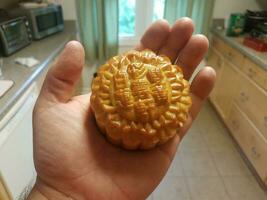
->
235, 73, 267, 140
0, 175, 11, 200
212, 37, 245, 68
212, 60, 239, 120
243, 58, 267, 92
0, 84, 38, 200
207, 35, 267, 186
0, 57, 57, 200
206, 47, 223, 102
228, 104, 267, 183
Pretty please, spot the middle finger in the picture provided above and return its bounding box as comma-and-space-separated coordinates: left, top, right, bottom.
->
158, 17, 194, 63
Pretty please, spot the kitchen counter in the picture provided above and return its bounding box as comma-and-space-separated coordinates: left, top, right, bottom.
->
212, 29, 267, 71
0, 20, 77, 120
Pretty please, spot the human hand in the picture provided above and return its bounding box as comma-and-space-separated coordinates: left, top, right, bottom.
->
28, 18, 215, 200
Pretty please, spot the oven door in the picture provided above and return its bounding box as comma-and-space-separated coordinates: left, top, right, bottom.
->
0, 17, 31, 56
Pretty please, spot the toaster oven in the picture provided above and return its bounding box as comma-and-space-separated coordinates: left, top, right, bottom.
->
0, 17, 32, 56
10, 4, 64, 40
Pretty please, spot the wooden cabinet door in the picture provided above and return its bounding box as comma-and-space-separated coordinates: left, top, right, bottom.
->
243, 58, 267, 92
228, 104, 267, 182
212, 37, 244, 68
235, 73, 267, 140
0, 176, 11, 200
227, 104, 250, 152
213, 61, 240, 120
206, 48, 223, 103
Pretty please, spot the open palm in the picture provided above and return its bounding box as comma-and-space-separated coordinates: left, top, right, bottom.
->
30, 18, 215, 200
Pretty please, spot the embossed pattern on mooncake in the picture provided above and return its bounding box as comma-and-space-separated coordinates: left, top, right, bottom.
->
90, 50, 192, 150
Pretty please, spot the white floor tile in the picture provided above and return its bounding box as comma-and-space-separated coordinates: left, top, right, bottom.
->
212, 151, 252, 176
187, 176, 230, 200
181, 150, 219, 177
167, 152, 184, 177
152, 176, 191, 200
222, 176, 267, 200
180, 131, 209, 152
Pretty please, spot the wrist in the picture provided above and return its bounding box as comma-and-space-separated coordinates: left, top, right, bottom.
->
27, 178, 73, 200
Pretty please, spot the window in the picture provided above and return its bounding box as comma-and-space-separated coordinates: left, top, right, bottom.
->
153, 0, 165, 21
119, 0, 165, 46
119, 0, 136, 36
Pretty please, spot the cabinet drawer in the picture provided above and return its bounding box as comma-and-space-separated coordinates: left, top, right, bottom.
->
235, 73, 267, 140
243, 58, 267, 92
212, 37, 244, 68
212, 37, 226, 53
228, 104, 267, 182
224, 44, 244, 68
213, 61, 239, 119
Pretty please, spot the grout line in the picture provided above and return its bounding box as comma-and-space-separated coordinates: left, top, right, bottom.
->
175, 152, 193, 199
183, 174, 194, 199
195, 104, 233, 200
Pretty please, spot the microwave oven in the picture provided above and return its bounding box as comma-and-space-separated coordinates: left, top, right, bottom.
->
0, 17, 32, 56
10, 4, 64, 40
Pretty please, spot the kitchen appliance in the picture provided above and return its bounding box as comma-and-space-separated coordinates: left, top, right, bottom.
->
0, 17, 32, 56
244, 10, 267, 34
243, 36, 267, 52
243, 10, 267, 52
10, 4, 64, 40
226, 13, 246, 36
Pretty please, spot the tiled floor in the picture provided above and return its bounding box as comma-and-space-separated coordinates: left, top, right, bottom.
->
79, 63, 267, 200
76, 62, 98, 95
149, 102, 267, 200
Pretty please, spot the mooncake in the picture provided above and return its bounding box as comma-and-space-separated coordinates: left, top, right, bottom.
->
90, 50, 191, 150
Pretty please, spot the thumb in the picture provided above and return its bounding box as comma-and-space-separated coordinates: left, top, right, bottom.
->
39, 41, 85, 104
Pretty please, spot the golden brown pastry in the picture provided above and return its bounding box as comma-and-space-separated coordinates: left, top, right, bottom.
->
90, 50, 192, 150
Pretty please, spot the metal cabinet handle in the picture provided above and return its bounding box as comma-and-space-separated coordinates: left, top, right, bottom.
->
248, 68, 257, 78
232, 120, 239, 130
251, 147, 261, 158
217, 59, 223, 67
240, 92, 249, 102
240, 92, 246, 102
264, 116, 267, 127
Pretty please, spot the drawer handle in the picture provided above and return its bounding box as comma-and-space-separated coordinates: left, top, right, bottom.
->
217, 59, 223, 67
264, 116, 267, 127
248, 68, 257, 78
251, 147, 261, 158
232, 120, 239, 129
240, 92, 249, 102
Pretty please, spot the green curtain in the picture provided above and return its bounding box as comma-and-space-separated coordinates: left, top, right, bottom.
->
76, 0, 119, 63
164, 0, 215, 36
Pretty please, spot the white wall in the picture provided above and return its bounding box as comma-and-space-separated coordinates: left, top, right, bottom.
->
0, 0, 77, 20
51, 0, 77, 20
213, 0, 262, 19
